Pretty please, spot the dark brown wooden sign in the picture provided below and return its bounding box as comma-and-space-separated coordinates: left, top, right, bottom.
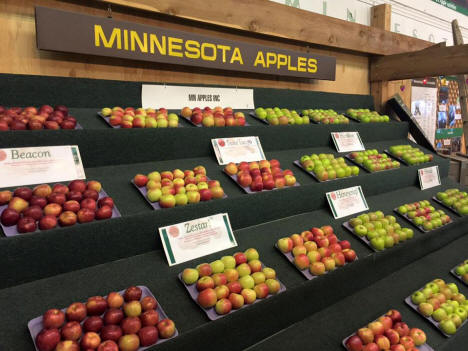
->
35, 6, 336, 80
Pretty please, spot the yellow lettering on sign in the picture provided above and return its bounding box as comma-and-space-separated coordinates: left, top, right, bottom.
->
266, 52, 277, 68
297, 57, 306, 72
185, 40, 200, 59
201, 43, 217, 61
253, 51, 266, 67
308, 58, 318, 73
230, 47, 244, 64
168, 37, 183, 57
123, 29, 129, 50
277, 54, 287, 69
130, 31, 148, 52
94, 25, 122, 49
287, 56, 297, 71
150, 34, 166, 55
217, 44, 231, 63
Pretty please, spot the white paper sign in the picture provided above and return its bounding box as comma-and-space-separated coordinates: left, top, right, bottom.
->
326, 186, 369, 219
212, 137, 265, 165
159, 213, 237, 266
0, 145, 85, 188
142, 85, 254, 109
418, 166, 441, 190
331, 132, 365, 153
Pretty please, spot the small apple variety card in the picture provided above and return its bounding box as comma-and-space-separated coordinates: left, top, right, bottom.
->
275, 225, 358, 280
343, 309, 433, 351
178, 248, 286, 320
405, 279, 468, 337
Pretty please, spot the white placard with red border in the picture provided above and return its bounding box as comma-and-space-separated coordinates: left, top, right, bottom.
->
159, 213, 237, 266
326, 186, 369, 219
331, 132, 365, 153
142, 85, 254, 109
0, 145, 85, 188
211, 136, 266, 165
418, 166, 441, 190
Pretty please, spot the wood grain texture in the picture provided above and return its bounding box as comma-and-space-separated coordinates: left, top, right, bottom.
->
101, 0, 432, 55
371, 43, 468, 81
0, 0, 370, 95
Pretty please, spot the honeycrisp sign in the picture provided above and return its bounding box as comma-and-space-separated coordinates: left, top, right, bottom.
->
35, 7, 336, 80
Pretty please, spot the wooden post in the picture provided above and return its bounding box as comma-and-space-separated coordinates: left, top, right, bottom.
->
452, 19, 468, 154
370, 4, 411, 113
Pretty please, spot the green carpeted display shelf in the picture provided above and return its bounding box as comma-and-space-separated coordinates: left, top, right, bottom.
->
0, 74, 465, 351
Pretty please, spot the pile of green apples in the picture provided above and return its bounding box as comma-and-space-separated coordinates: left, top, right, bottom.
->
254, 107, 310, 125
300, 109, 349, 124
346, 108, 390, 123
348, 211, 414, 251
181, 248, 282, 316
299, 153, 359, 181
454, 260, 468, 284
410, 279, 467, 335
397, 200, 452, 231
388, 145, 433, 165
349, 150, 400, 172
436, 188, 468, 215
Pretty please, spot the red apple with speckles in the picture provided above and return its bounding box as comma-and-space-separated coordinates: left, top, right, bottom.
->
61, 321, 82, 341
86, 296, 108, 315
140, 309, 159, 326
66, 302, 87, 322
123, 286, 142, 302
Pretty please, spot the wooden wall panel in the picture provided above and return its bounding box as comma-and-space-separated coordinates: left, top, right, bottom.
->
0, 0, 370, 95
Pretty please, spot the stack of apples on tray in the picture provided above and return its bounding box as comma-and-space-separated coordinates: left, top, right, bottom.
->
434, 188, 468, 215
452, 260, 468, 284
348, 150, 400, 172
100, 107, 179, 128
253, 107, 310, 125
276, 225, 357, 279
344, 309, 430, 351
345, 108, 390, 123
180, 106, 246, 127
396, 200, 452, 232
408, 279, 468, 336
387, 145, 433, 165
133, 166, 225, 208
0, 180, 116, 234
298, 153, 360, 181
224, 159, 297, 192
32, 286, 177, 351
301, 109, 349, 124
345, 211, 414, 251
0, 105, 77, 130
180, 248, 284, 319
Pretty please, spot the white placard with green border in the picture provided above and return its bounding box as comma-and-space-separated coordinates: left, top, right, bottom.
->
418, 166, 441, 190
212, 136, 266, 165
326, 186, 369, 219
0, 145, 85, 188
331, 132, 365, 153
159, 213, 237, 266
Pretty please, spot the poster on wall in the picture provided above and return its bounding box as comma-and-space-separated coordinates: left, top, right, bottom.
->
411, 79, 437, 146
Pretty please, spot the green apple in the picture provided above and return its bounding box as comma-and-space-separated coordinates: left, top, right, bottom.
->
370, 237, 385, 251
236, 263, 251, 277
210, 260, 225, 274
447, 283, 459, 294
403, 228, 414, 239
454, 307, 467, 321
147, 188, 162, 202
354, 225, 367, 236
251, 272, 266, 285
398, 206, 407, 214
442, 302, 454, 314
244, 248, 259, 262
221, 256, 236, 269
432, 308, 447, 322
440, 319, 457, 334
239, 275, 255, 289
181, 268, 199, 285
411, 291, 426, 305
426, 282, 440, 294
262, 267, 276, 279
384, 236, 394, 248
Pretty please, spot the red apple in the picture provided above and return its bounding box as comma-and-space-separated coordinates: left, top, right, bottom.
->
98, 197, 114, 209
55, 340, 80, 351
52, 183, 69, 194
77, 208, 95, 223
47, 192, 66, 205
66, 191, 83, 202
345, 335, 363, 351
83, 316, 104, 333
157, 318, 176, 338
121, 316, 142, 334
68, 180, 86, 193
1, 208, 20, 226
138, 325, 159, 346
43, 203, 62, 217
83, 189, 99, 201
80, 332, 101, 350
124, 286, 142, 302
140, 309, 159, 326
118, 334, 140, 351
86, 296, 108, 315
43, 309, 65, 329
97, 340, 119, 351
61, 321, 82, 341
385, 310, 402, 324
63, 200, 80, 213
357, 327, 374, 344
384, 329, 400, 345
80, 198, 96, 211
96, 205, 113, 220
103, 308, 124, 325
39, 215, 58, 230
106, 292, 124, 309
66, 302, 87, 322
17, 216, 37, 233
141, 296, 157, 311
35, 328, 61, 351
30, 196, 47, 208
234, 252, 247, 265
58, 211, 77, 226
14, 187, 33, 201
100, 325, 122, 342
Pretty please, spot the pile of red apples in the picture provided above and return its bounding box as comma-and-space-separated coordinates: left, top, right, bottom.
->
0, 180, 114, 233
34, 286, 176, 351
180, 106, 246, 127
224, 159, 297, 191
277, 225, 357, 275
0, 105, 77, 130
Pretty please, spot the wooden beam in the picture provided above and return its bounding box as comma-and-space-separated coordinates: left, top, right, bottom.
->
98, 0, 432, 55
370, 4, 391, 112
370, 43, 468, 81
